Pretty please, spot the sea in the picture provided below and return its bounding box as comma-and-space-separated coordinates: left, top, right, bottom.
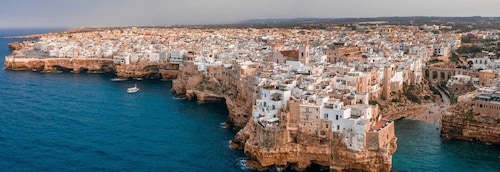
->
0, 29, 498, 172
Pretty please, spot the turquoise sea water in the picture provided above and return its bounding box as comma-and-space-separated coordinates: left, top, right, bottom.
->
0, 29, 499, 171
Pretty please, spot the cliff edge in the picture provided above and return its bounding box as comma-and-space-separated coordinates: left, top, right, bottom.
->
441, 101, 500, 144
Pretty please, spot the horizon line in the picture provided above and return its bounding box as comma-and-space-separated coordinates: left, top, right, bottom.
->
1, 15, 499, 30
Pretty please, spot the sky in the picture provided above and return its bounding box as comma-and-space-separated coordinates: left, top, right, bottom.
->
1, 0, 500, 28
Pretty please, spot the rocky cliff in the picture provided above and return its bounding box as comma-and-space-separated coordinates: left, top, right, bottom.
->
232, 122, 397, 171
8, 42, 22, 51
114, 61, 179, 79
441, 102, 500, 144
173, 61, 396, 171
172, 61, 251, 130
4, 57, 179, 79
4, 57, 114, 73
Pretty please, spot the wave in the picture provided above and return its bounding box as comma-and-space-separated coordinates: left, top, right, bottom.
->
235, 157, 254, 171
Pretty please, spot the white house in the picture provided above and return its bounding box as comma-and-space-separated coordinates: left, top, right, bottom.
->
170, 50, 184, 64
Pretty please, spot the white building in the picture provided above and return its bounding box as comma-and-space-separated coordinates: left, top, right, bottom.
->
446, 74, 471, 87
169, 50, 184, 64
113, 55, 130, 65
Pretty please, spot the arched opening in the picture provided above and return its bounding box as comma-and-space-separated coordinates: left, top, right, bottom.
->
432, 71, 438, 80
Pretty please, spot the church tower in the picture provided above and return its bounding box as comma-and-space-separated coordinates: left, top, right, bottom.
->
299, 42, 310, 65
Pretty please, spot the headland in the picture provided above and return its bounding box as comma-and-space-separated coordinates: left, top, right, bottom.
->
4, 22, 500, 171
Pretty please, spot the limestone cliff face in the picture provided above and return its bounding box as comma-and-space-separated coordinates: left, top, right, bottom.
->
172, 62, 199, 98
330, 133, 397, 172
225, 96, 252, 130
172, 61, 251, 130
4, 58, 45, 71
8, 42, 22, 51
237, 124, 397, 171
4, 56, 179, 79
441, 102, 500, 144
115, 61, 179, 79
45, 58, 115, 73
4, 57, 114, 73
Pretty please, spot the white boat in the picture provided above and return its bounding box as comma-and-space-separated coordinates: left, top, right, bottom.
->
135, 77, 144, 81
111, 78, 128, 82
127, 84, 140, 94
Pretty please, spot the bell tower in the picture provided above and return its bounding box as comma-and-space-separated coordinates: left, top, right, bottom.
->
299, 42, 310, 65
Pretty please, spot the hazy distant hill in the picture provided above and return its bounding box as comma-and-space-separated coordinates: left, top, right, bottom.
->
239, 16, 500, 25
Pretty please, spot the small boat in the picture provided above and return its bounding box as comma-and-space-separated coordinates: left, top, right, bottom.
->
135, 77, 144, 81
88, 71, 105, 74
111, 78, 128, 82
127, 84, 140, 94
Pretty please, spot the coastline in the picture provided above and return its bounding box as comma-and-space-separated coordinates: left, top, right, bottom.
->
3, 25, 498, 172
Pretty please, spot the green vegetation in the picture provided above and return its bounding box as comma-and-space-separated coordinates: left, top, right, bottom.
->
456, 45, 482, 54
449, 53, 461, 64
423, 95, 431, 100
464, 110, 475, 119
428, 59, 443, 64
404, 91, 422, 104
428, 84, 441, 96
369, 100, 379, 105
449, 94, 457, 104
380, 96, 386, 101
390, 98, 400, 102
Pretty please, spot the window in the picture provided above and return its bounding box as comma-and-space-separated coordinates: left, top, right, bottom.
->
324, 113, 328, 119
337, 125, 340, 130
336, 115, 339, 120
326, 124, 329, 128
305, 115, 309, 120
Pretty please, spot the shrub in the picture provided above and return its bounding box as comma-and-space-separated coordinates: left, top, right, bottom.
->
404, 91, 422, 104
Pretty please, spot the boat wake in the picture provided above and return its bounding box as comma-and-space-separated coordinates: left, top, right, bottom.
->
172, 96, 186, 100
220, 122, 227, 129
